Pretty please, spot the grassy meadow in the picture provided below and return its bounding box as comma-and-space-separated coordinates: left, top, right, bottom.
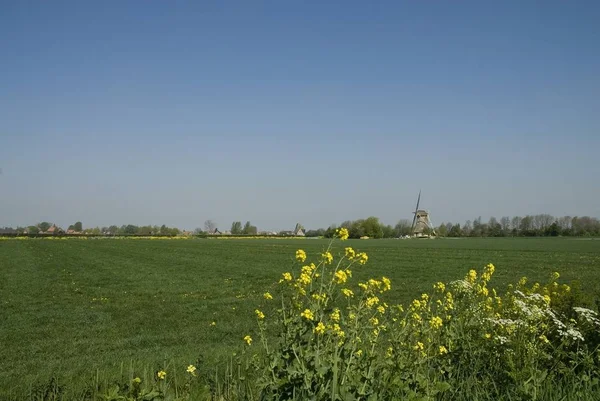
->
1, 237, 600, 397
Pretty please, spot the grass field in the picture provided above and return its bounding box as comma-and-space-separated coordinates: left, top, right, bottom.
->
1, 237, 600, 396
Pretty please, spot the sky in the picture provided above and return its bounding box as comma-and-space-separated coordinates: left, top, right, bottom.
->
1, 1, 599, 231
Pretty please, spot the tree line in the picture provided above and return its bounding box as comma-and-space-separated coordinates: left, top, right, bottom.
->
304, 214, 600, 239
2, 214, 599, 238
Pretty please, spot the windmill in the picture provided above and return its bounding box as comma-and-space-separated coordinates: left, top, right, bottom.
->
410, 190, 436, 238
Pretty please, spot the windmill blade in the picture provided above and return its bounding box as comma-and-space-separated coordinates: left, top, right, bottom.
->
411, 190, 421, 230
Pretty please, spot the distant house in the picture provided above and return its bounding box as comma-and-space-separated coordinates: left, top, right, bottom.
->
0, 228, 18, 235
46, 225, 64, 235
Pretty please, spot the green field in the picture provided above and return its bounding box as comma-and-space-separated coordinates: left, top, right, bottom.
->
1, 237, 600, 396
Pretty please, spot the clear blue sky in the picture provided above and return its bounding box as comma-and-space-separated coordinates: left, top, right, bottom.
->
1, 1, 599, 231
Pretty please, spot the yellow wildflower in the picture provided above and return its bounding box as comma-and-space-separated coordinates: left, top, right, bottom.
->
263, 292, 273, 300
466, 270, 477, 284
255, 309, 265, 320
322, 251, 333, 264
377, 305, 386, 314
386, 347, 393, 358
369, 317, 379, 326
187, 365, 197, 376
539, 334, 550, 344
484, 333, 491, 339
330, 308, 341, 322
434, 282, 445, 293
366, 296, 380, 308
300, 309, 314, 320
312, 293, 327, 302
334, 270, 348, 284
133, 377, 142, 384
314, 321, 326, 334
358, 252, 368, 265
543, 295, 551, 305
331, 323, 345, 338
439, 346, 448, 355
298, 272, 312, 286
210, 321, 216, 326
429, 316, 443, 329
358, 282, 368, 291
345, 247, 355, 259
341, 288, 354, 298
337, 228, 350, 240
349, 312, 356, 320
243, 335, 252, 345
355, 349, 363, 357
551, 272, 560, 281
281, 272, 292, 282
413, 342, 424, 351
157, 370, 166, 380
295, 249, 307, 263
382, 276, 391, 291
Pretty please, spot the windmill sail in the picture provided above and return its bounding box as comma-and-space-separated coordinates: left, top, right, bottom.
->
411, 190, 421, 232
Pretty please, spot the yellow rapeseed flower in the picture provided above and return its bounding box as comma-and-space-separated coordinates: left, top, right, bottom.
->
334, 270, 348, 284
296, 249, 307, 262
157, 370, 167, 380
355, 349, 363, 357
336, 227, 350, 240
314, 321, 326, 334
322, 251, 333, 264
551, 272, 560, 281
539, 334, 550, 344
210, 321, 216, 326
312, 293, 327, 302
413, 342, 424, 351
369, 317, 379, 326
330, 308, 340, 322
263, 292, 273, 300
345, 247, 355, 259
243, 335, 252, 345
377, 305, 386, 314
381, 276, 391, 291
187, 365, 197, 376
281, 272, 292, 282
434, 282, 445, 293
133, 377, 142, 384
484, 333, 492, 339
341, 288, 354, 298
466, 270, 477, 284
439, 346, 448, 355
366, 296, 379, 308
358, 282, 368, 291
358, 252, 368, 265
255, 309, 265, 320
429, 316, 443, 329
300, 309, 314, 320
298, 272, 312, 286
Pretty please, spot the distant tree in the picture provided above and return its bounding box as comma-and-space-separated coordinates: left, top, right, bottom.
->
394, 219, 412, 237
137, 225, 153, 235
462, 220, 472, 237
545, 222, 560, 237
27, 225, 40, 234
381, 224, 395, 238
38, 222, 52, 232
362, 217, 383, 238
305, 228, 325, 237
204, 220, 217, 233
242, 221, 257, 235
436, 223, 448, 237
448, 224, 462, 237
231, 221, 243, 235
194, 227, 204, 235
557, 216, 572, 233
107, 225, 119, 235
488, 217, 502, 237
500, 216, 511, 235
73, 221, 83, 232
520, 216, 534, 236
123, 224, 138, 235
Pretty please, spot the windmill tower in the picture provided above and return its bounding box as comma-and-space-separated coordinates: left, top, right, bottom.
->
411, 191, 436, 238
